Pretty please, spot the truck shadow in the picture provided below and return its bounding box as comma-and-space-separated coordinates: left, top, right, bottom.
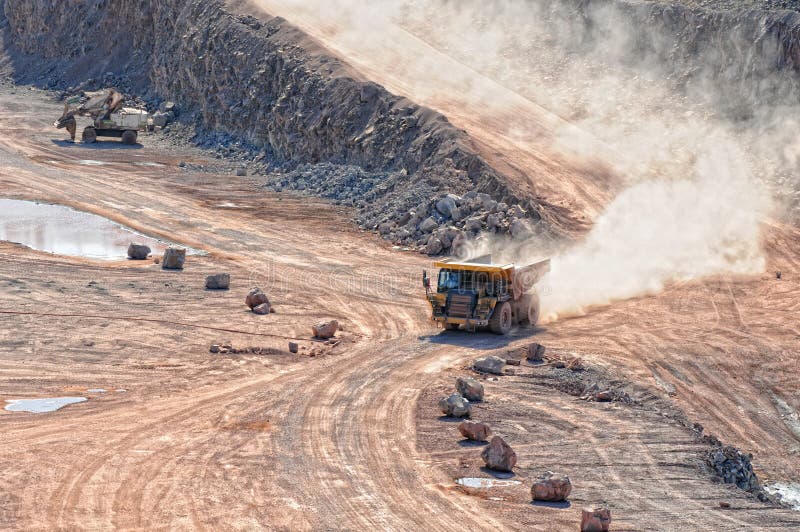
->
50, 139, 143, 149
418, 326, 545, 350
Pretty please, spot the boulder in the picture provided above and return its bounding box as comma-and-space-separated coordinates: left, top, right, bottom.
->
438, 393, 471, 418
127, 243, 151, 260
425, 236, 444, 255
456, 376, 484, 402
151, 110, 172, 128
581, 507, 611, 532
205, 273, 230, 290
161, 247, 186, 270
419, 216, 438, 233
473, 356, 506, 375
531, 471, 572, 502
509, 218, 531, 239
486, 213, 501, 230
436, 195, 458, 218
312, 319, 339, 339
252, 303, 271, 315
527, 343, 546, 362
458, 420, 492, 441
245, 288, 269, 309
481, 436, 517, 472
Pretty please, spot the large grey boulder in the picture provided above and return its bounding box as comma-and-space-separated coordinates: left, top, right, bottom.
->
127, 243, 151, 260
531, 471, 572, 502
436, 195, 458, 218
161, 247, 186, 270
245, 287, 269, 309
456, 377, 484, 402
205, 273, 230, 290
473, 356, 506, 375
312, 319, 339, 339
439, 393, 471, 418
481, 436, 517, 472
419, 217, 438, 233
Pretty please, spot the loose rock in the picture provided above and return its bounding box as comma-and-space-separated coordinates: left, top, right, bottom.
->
456, 376, 484, 402
581, 507, 611, 532
161, 247, 186, 270
205, 273, 230, 290
127, 243, 151, 260
288, 342, 299, 354
481, 436, 517, 472
458, 420, 492, 441
245, 287, 270, 309
439, 393, 471, 418
531, 471, 572, 502
473, 356, 506, 375
312, 319, 339, 339
527, 343, 546, 362
252, 303, 271, 315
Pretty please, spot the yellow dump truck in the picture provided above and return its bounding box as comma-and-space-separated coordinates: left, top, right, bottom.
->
423, 255, 550, 335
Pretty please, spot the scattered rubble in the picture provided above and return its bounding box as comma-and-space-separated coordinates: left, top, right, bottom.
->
458, 420, 492, 441
245, 287, 270, 309
312, 320, 339, 339
205, 273, 230, 290
209, 344, 279, 355
439, 394, 471, 418
473, 356, 506, 375
480, 436, 517, 472
581, 507, 611, 532
127, 243, 150, 260
456, 376, 484, 402
531, 471, 572, 502
161, 247, 186, 270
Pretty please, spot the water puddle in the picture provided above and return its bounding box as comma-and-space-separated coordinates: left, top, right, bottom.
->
0, 199, 188, 260
455, 477, 521, 489
130, 162, 165, 167
87, 388, 107, 393
765, 482, 800, 511
4, 397, 87, 413
78, 159, 108, 166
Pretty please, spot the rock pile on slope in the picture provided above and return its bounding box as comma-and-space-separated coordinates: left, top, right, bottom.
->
708, 445, 761, 493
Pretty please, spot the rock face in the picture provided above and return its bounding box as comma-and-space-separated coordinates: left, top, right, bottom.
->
473, 356, 506, 375
581, 507, 611, 532
205, 273, 230, 289
161, 247, 186, 270
480, 436, 517, 472
531, 471, 572, 502
439, 394, 471, 418
127, 243, 150, 260
245, 288, 269, 309
458, 420, 492, 441
456, 376, 484, 402
312, 319, 338, 339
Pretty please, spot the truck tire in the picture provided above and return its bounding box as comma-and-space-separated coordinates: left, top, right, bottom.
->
489, 301, 512, 335
445, 323, 460, 331
121, 130, 138, 145
82, 127, 97, 143
527, 292, 541, 327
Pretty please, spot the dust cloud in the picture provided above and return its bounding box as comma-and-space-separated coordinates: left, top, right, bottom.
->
247, 0, 795, 318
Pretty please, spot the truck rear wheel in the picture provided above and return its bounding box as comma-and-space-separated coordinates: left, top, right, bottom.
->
82, 127, 97, 143
445, 323, 460, 331
121, 130, 138, 145
489, 301, 512, 335
528, 292, 541, 327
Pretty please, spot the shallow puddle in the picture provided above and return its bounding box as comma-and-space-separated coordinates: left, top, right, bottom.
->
765, 482, 800, 510
4, 397, 87, 413
455, 477, 521, 489
78, 159, 108, 166
0, 198, 184, 260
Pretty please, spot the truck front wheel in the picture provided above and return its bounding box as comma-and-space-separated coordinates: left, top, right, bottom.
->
121, 130, 138, 145
82, 127, 97, 143
489, 301, 512, 335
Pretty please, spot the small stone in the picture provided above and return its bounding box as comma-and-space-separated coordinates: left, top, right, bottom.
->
581, 507, 611, 531
312, 319, 338, 339
531, 471, 572, 502
419, 216, 438, 233
252, 303, 271, 315
439, 393, 471, 418
481, 436, 517, 472
719, 501, 730, 509
235, 167, 247, 176
161, 247, 186, 270
473, 356, 506, 375
458, 420, 492, 441
205, 273, 230, 290
245, 287, 269, 309
288, 342, 299, 354
127, 243, 151, 260
527, 343, 545, 362
209, 344, 220, 354
595, 391, 612, 402
456, 377, 484, 402
505, 358, 521, 366
552, 359, 566, 369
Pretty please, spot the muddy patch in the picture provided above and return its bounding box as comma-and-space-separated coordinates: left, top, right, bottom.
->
4, 397, 87, 413
0, 198, 186, 260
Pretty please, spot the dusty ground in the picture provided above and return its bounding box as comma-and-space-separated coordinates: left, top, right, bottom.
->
2, 87, 800, 532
